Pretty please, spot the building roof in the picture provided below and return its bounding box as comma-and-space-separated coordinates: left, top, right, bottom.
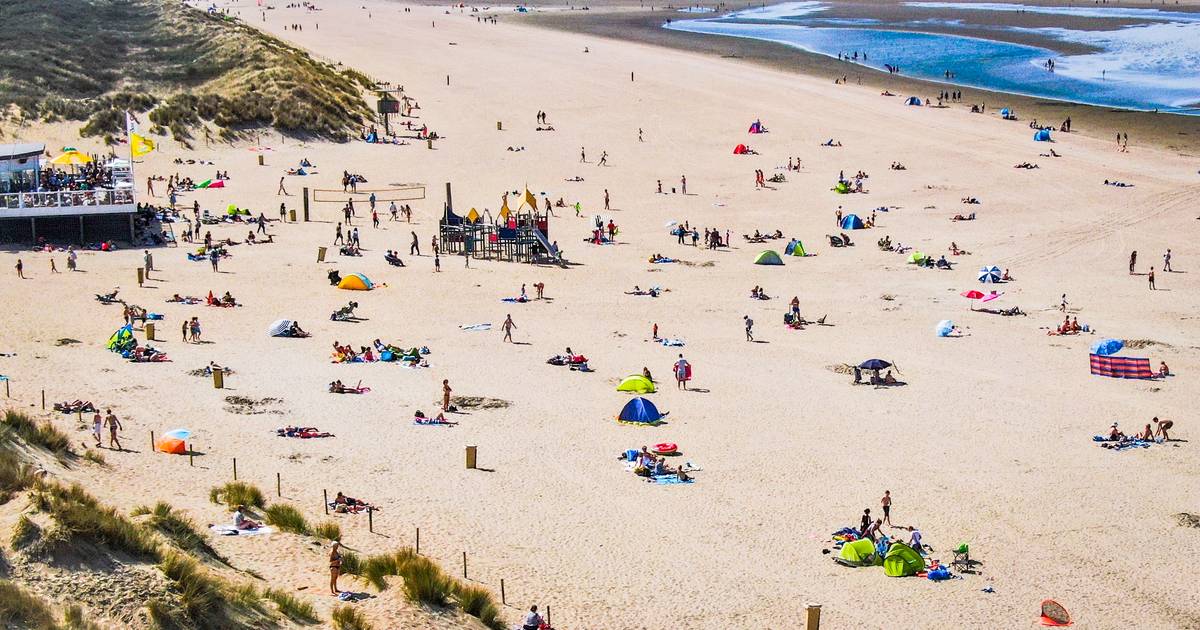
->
0, 143, 46, 161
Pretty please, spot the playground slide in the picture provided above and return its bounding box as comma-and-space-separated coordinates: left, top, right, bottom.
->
532, 227, 558, 259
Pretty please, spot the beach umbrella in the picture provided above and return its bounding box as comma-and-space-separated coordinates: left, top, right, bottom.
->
267, 319, 294, 337
162, 428, 192, 440
978, 266, 1000, 283
935, 320, 954, 337
961, 290, 985, 299
858, 359, 891, 370
981, 291, 1003, 303
1090, 338, 1124, 356
50, 149, 92, 167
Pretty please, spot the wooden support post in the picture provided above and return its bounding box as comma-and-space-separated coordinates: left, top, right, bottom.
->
547, 606, 551, 626
462, 551, 467, 579
805, 603, 821, 630
302, 187, 310, 222
150, 430, 155, 452
500, 578, 506, 605
41, 389, 45, 409
446, 74, 450, 86
189, 446, 194, 467
416, 527, 420, 554
276, 472, 281, 497
324, 489, 329, 515
232, 457, 237, 480
368, 508, 374, 533
4, 379, 8, 398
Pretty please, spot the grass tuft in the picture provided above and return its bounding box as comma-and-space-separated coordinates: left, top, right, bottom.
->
263, 503, 308, 535
0, 579, 56, 629
29, 482, 158, 558
264, 588, 319, 624
132, 502, 219, 559
454, 583, 504, 629
2, 410, 72, 456
312, 520, 342, 541
208, 481, 265, 510
331, 604, 373, 630
10, 514, 39, 550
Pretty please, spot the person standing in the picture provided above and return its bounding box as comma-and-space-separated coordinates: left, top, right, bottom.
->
881, 490, 892, 526
181, 319, 190, 343
209, 248, 220, 272
372, 209, 379, 228
103, 409, 123, 451
579, 146, 586, 163
15, 258, 23, 279
146, 176, 155, 197
744, 315, 754, 342
329, 541, 343, 595
604, 189, 610, 211
502, 314, 516, 342
351, 227, 360, 247
442, 379, 452, 411
189, 317, 202, 342
1148, 267, 1156, 290
434, 253, 441, 272
279, 202, 287, 222
143, 250, 153, 280
674, 354, 690, 390
860, 508, 871, 535
389, 201, 399, 221
67, 246, 77, 272
1129, 250, 1137, 274
1163, 248, 1172, 272
410, 231, 420, 256
91, 411, 103, 447
680, 174, 687, 194
1060, 293, 1068, 312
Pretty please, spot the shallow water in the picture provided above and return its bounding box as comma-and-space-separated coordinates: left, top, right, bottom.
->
665, 1, 1200, 113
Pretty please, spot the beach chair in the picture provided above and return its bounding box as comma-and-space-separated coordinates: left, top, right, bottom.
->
951, 543, 971, 572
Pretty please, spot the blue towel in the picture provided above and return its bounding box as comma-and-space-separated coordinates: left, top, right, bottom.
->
651, 474, 693, 485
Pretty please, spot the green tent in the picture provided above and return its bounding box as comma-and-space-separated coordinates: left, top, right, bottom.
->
907, 251, 927, 265
835, 181, 850, 194
754, 250, 784, 265
835, 539, 880, 567
616, 374, 656, 394
883, 542, 925, 577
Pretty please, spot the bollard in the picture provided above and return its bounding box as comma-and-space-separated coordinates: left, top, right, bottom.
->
324, 489, 329, 515
257, 154, 264, 166
317, 246, 327, 263
276, 472, 281, 497
465, 445, 477, 469
368, 508, 374, 533
500, 578, 506, 605
446, 74, 450, 86
805, 603, 821, 630
496, 121, 502, 131
213, 368, 224, 389
427, 138, 433, 150
232, 457, 237, 480
145, 321, 155, 341
462, 551, 468, 579
137, 267, 144, 287
631, 71, 635, 82
288, 209, 296, 222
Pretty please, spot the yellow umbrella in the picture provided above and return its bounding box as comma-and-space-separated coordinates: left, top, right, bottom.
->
49, 150, 93, 166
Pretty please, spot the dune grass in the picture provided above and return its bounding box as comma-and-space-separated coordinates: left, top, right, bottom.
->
331, 604, 373, 630
62, 604, 103, 630
131, 501, 220, 559
263, 503, 308, 535
0, 579, 57, 629
29, 482, 159, 558
311, 520, 342, 541
0, 449, 36, 505
10, 514, 39, 550
208, 481, 265, 510
1, 410, 72, 457
0, 0, 371, 141
264, 588, 319, 624
454, 583, 504, 629
158, 550, 230, 625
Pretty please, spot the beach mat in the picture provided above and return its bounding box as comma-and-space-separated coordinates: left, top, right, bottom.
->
210, 525, 274, 536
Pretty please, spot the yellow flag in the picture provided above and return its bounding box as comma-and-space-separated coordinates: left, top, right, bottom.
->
523, 188, 537, 210
131, 133, 155, 158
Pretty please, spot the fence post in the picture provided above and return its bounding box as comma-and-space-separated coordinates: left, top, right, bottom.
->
232, 457, 237, 481
302, 187, 310, 222
323, 489, 328, 515
547, 606, 551, 626
500, 578, 506, 605
805, 603, 822, 630
416, 527, 420, 554
4, 379, 8, 398
189, 446, 194, 467
368, 508, 374, 533
462, 551, 467, 579
41, 389, 45, 409
276, 472, 281, 497
150, 430, 155, 452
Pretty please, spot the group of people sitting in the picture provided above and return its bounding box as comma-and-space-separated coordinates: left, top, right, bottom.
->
384, 250, 405, 266
750, 286, 771, 300
743, 229, 784, 243
828, 233, 854, 247
53, 400, 96, 414
546, 347, 591, 371
853, 368, 900, 386
1013, 162, 1040, 169
1104, 417, 1173, 442
331, 491, 375, 514
889, 162, 907, 170
1103, 179, 1133, 187
624, 446, 692, 482
625, 285, 662, 297
206, 291, 239, 307
1048, 316, 1089, 335
950, 212, 977, 221
340, 243, 362, 256
413, 410, 456, 425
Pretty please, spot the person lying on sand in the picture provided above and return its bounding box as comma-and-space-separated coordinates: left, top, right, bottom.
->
961, 197, 980, 204
332, 492, 375, 512
1013, 162, 1039, 169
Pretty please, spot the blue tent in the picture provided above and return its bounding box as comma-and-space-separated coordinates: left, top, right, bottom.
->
1000, 108, 1011, 118
617, 397, 666, 425
840, 214, 864, 230
1091, 338, 1124, 356
1034, 129, 1052, 142
905, 96, 922, 106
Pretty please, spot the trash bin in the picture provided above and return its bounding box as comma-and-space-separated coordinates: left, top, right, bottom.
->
465, 445, 477, 469
144, 322, 155, 341
257, 154, 264, 166
288, 209, 296, 222
317, 246, 327, 263
213, 368, 224, 389
136, 267, 144, 286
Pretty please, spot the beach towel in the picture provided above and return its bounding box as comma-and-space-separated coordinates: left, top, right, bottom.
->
650, 474, 693, 485
1093, 436, 1154, 451
414, 417, 455, 426
210, 525, 274, 536
659, 338, 685, 347
1089, 354, 1153, 379
459, 323, 492, 331
500, 297, 530, 303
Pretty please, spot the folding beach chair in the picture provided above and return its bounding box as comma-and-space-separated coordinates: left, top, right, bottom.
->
951, 543, 971, 572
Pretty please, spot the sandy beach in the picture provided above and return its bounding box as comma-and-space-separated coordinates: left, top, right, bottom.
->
2, 1, 1199, 627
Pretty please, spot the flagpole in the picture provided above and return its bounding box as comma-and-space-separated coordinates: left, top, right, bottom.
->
125, 110, 137, 204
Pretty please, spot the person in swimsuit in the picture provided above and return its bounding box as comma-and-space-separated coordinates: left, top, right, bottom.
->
1153, 417, 1173, 441
442, 379, 452, 411
329, 541, 343, 595
881, 490, 892, 526
92, 412, 103, 447
103, 410, 122, 450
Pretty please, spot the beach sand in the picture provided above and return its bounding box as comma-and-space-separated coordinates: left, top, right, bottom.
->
2, 1, 1199, 627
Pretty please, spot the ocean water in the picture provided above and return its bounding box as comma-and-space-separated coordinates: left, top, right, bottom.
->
665, 1, 1200, 113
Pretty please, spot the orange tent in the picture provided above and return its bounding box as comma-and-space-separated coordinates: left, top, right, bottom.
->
156, 438, 187, 455
733, 144, 748, 155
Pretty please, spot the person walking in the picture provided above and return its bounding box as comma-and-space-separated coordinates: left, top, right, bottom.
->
103, 409, 123, 451
49, 258, 59, 274
1129, 250, 1137, 274
372, 209, 379, 228
277, 177, 288, 196
881, 490, 893, 526
580, 146, 586, 162
258, 213, 268, 234
1060, 293, 1068, 312
143, 250, 153, 279
1163, 248, 1172, 272
181, 319, 190, 343
674, 354, 690, 390
351, 227, 360, 247
1148, 266, 1156, 290
189, 317, 202, 342
333, 223, 344, 245
744, 315, 754, 341
389, 201, 399, 221
91, 412, 103, 447
680, 175, 687, 194
598, 151, 608, 166
502, 314, 516, 342
410, 231, 420, 256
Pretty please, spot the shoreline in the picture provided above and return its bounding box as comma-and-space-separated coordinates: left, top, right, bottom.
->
522, 6, 1200, 155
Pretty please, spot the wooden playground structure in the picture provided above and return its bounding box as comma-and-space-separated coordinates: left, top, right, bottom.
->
436, 183, 563, 265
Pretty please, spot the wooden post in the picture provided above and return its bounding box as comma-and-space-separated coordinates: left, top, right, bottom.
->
446, 74, 450, 86
4, 379, 8, 398
232, 457, 238, 480
276, 472, 281, 497
257, 154, 264, 166
416, 527, 420, 554
137, 267, 144, 287
462, 551, 467, 579
41, 389, 45, 409
547, 606, 551, 626
631, 71, 635, 82
465, 445, 477, 469
323, 489, 329, 514
500, 578, 506, 605
805, 603, 821, 630
302, 187, 310, 222
150, 430, 155, 452
189, 446, 194, 467
368, 508, 374, 533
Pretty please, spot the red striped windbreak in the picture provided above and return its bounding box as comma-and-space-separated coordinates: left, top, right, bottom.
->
1089, 354, 1153, 379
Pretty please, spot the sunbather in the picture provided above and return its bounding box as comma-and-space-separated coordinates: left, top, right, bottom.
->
233, 505, 261, 530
